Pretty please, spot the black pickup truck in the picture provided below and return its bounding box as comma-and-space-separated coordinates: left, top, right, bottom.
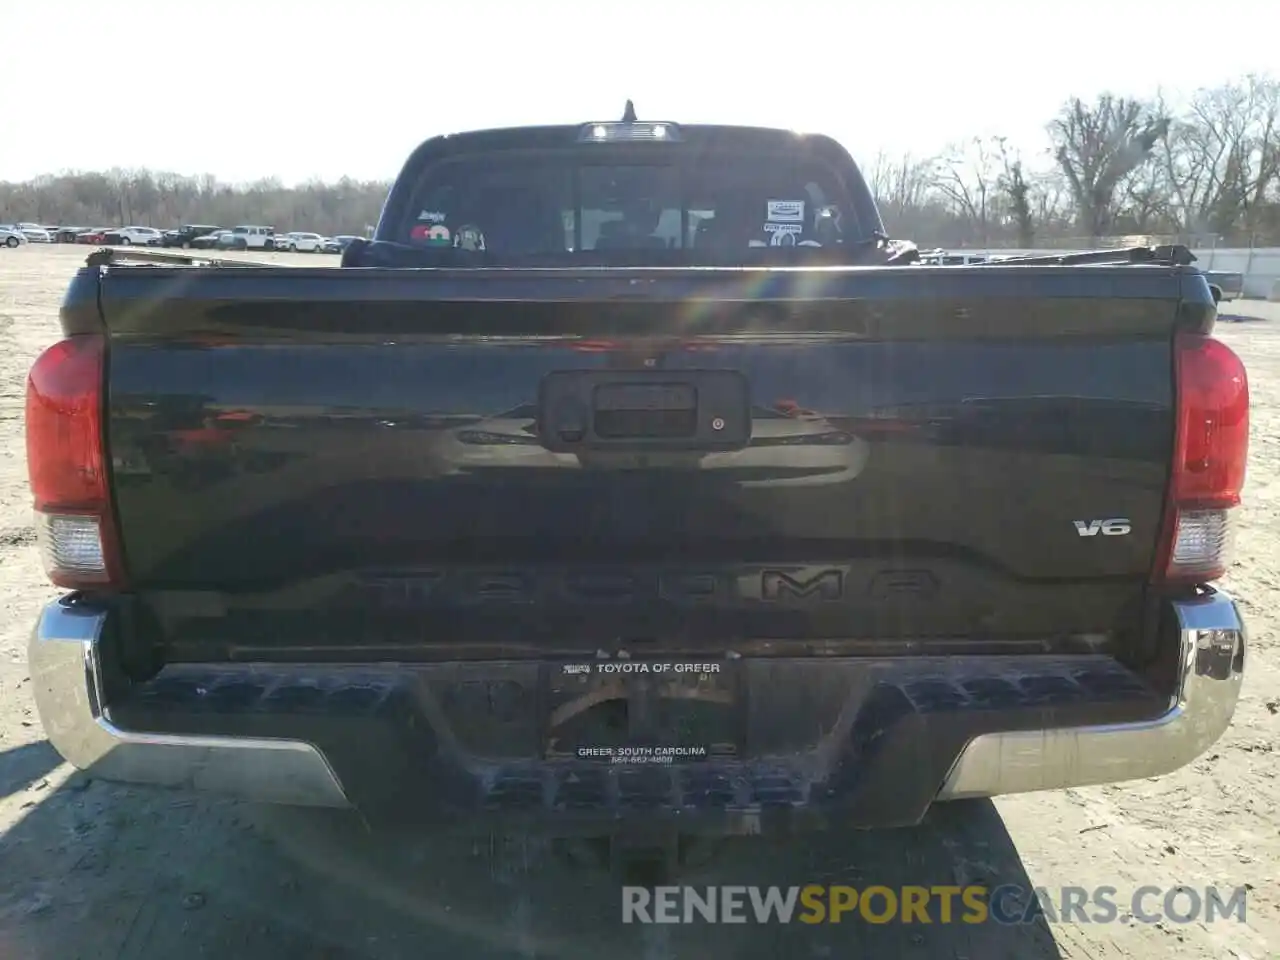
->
27, 112, 1249, 861
160, 224, 223, 249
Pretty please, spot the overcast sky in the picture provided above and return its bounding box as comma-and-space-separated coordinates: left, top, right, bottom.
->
3, 0, 1275, 184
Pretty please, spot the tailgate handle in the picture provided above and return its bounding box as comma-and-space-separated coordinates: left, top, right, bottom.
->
537, 369, 750, 453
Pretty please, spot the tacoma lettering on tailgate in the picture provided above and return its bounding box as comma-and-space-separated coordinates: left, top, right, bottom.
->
345, 567, 854, 607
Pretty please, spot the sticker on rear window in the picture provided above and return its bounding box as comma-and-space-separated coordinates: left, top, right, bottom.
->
767, 200, 805, 223
417, 210, 447, 223
454, 225, 485, 251
411, 223, 451, 245
763, 222, 802, 246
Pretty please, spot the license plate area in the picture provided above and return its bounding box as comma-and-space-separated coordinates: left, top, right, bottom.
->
538, 370, 750, 452
544, 659, 743, 764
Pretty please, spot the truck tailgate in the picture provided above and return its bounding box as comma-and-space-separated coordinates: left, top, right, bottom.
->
92, 264, 1198, 659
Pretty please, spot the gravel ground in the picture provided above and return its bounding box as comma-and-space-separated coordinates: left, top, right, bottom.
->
0, 245, 1276, 959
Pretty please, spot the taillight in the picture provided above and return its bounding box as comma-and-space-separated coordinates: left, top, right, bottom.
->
25, 334, 124, 589
1153, 332, 1249, 584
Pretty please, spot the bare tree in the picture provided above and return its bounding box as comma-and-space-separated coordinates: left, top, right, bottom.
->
995, 137, 1035, 247
866, 152, 934, 219
1119, 157, 1169, 233
931, 138, 1000, 243
1159, 76, 1280, 237
1050, 94, 1170, 241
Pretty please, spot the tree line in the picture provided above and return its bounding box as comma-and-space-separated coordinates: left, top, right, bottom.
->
0, 173, 387, 239
3, 74, 1278, 249
873, 74, 1280, 248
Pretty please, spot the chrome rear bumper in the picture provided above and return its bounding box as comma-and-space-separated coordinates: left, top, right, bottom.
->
937, 587, 1246, 798
28, 589, 1245, 812
27, 598, 348, 807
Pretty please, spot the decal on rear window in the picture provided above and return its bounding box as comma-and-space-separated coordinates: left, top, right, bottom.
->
766, 200, 805, 223
454, 225, 485, 251
411, 223, 452, 245
763, 222, 802, 246
417, 210, 447, 223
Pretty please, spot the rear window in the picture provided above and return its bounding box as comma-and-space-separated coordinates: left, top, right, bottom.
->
401, 148, 856, 258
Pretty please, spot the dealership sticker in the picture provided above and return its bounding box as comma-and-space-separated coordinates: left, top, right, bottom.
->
767, 200, 805, 223
560, 662, 723, 675
763, 222, 802, 246
576, 745, 710, 764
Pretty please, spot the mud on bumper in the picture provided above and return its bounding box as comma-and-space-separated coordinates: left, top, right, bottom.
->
29, 590, 1245, 832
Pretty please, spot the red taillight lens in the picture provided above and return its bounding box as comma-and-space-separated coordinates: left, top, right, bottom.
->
27, 337, 106, 510
25, 334, 124, 589
1154, 333, 1249, 584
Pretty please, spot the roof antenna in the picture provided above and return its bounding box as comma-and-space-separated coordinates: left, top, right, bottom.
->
621, 99, 637, 122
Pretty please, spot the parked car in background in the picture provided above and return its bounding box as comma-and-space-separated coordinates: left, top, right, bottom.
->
49, 226, 86, 243
102, 226, 163, 246
190, 229, 233, 249
1204, 270, 1245, 302
0, 225, 30, 247
228, 225, 275, 250
275, 231, 326, 252
15, 223, 51, 243
323, 234, 361, 253
161, 224, 223, 248
76, 227, 111, 244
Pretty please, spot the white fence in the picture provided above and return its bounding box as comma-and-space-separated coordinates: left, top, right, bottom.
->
953, 247, 1280, 299
1194, 248, 1280, 299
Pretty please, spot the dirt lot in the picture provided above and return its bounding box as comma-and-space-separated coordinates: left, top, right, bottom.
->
0, 244, 1277, 959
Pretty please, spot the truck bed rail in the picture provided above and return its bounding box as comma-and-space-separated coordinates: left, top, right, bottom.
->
81, 243, 1199, 272
85, 247, 280, 269
969, 245, 1198, 267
